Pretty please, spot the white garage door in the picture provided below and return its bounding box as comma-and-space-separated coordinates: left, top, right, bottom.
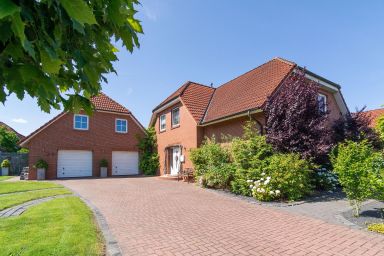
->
57, 150, 93, 178
112, 151, 139, 175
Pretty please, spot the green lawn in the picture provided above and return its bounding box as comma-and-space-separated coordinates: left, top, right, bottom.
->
0, 196, 104, 255
0, 188, 72, 210
0, 181, 62, 194
0, 176, 13, 181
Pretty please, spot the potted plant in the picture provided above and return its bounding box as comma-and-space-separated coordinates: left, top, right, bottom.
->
34, 159, 48, 180
100, 159, 108, 178
1, 159, 10, 176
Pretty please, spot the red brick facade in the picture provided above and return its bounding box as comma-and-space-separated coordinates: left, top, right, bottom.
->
23, 111, 145, 179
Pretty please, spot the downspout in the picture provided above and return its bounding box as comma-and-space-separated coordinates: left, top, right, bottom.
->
247, 110, 264, 135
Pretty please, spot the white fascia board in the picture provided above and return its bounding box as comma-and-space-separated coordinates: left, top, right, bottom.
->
149, 98, 181, 126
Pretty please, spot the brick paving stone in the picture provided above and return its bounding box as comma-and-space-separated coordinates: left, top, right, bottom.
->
58, 177, 384, 256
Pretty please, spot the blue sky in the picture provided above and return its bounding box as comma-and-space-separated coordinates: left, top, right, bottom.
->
1, 0, 384, 136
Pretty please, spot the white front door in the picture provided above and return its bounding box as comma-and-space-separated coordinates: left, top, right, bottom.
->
57, 150, 93, 178
170, 147, 181, 175
112, 151, 139, 175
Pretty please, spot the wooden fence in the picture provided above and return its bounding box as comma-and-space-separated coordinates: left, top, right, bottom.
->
0, 152, 28, 175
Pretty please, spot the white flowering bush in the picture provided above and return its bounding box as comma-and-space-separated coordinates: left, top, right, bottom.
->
313, 168, 339, 191
247, 173, 281, 201
247, 153, 313, 201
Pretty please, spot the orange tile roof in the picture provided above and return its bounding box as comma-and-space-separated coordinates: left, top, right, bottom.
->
180, 82, 215, 123
91, 92, 130, 114
361, 108, 384, 127
203, 58, 295, 122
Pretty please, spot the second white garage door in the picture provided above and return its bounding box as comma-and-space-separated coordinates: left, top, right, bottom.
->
112, 151, 139, 175
57, 150, 93, 178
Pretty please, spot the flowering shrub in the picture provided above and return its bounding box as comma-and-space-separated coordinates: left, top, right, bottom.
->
230, 121, 273, 196
248, 173, 281, 201
263, 153, 313, 201
312, 168, 339, 191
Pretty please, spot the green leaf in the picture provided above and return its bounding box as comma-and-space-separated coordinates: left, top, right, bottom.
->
127, 18, 143, 33
59, 0, 97, 25
11, 13, 25, 43
40, 49, 63, 74
23, 40, 36, 60
0, 0, 20, 19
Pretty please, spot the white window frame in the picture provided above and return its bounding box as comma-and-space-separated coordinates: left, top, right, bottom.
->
159, 114, 166, 132
318, 93, 327, 113
73, 114, 89, 130
171, 107, 180, 128
115, 118, 128, 133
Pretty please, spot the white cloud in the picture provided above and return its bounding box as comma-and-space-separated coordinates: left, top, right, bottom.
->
12, 118, 28, 124
143, 6, 158, 21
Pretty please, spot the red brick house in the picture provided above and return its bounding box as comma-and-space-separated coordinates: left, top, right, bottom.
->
150, 58, 349, 176
19, 93, 145, 179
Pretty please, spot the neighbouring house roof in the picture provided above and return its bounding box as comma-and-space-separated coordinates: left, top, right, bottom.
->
19, 93, 141, 147
203, 58, 295, 123
361, 108, 384, 127
0, 121, 24, 139
91, 92, 131, 114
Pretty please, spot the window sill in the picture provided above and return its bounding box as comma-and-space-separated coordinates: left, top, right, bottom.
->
171, 124, 180, 129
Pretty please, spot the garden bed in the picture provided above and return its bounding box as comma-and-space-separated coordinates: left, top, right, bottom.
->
342, 201, 384, 230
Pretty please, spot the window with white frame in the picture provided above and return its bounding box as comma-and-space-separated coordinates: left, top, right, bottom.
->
172, 108, 180, 127
317, 94, 327, 113
115, 119, 128, 133
74, 114, 89, 130
159, 114, 166, 132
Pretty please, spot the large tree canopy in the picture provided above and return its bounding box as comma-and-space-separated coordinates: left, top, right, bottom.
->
264, 70, 332, 163
0, 0, 143, 113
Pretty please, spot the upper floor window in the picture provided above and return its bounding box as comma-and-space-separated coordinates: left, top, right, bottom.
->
74, 114, 89, 130
116, 119, 128, 133
317, 94, 327, 113
160, 114, 166, 132
172, 108, 180, 127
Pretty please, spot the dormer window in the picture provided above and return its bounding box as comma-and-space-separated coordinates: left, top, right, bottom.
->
74, 114, 89, 130
317, 94, 327, 113
172, 108, 180, 127
160, 114, 166, 132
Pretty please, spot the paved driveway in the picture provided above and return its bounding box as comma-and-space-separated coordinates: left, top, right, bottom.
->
59, 177, 384, 256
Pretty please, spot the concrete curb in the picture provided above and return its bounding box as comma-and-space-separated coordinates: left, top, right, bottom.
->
0, 195, 71, 218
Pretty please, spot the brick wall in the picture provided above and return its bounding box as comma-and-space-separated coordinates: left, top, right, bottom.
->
25, 111, 144, 179
154, 102, 199, 175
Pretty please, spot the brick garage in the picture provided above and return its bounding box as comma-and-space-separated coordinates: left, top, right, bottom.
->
20, 93, 145, 180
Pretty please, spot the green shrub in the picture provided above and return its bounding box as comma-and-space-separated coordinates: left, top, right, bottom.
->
99, 159, 108, 167
230, 160, 268, 196
34, 159, 48, 169
138, 127, 160, 175
1, 159, 10, 168
368, 223, 384, 234
331, 140, 384, 216
200, 163, 235, 189
230, 121, 273, 196
311, 168, 339, 191
376, 115, 384, 142
251, 153, 313, 201
190, 136, 231, 177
